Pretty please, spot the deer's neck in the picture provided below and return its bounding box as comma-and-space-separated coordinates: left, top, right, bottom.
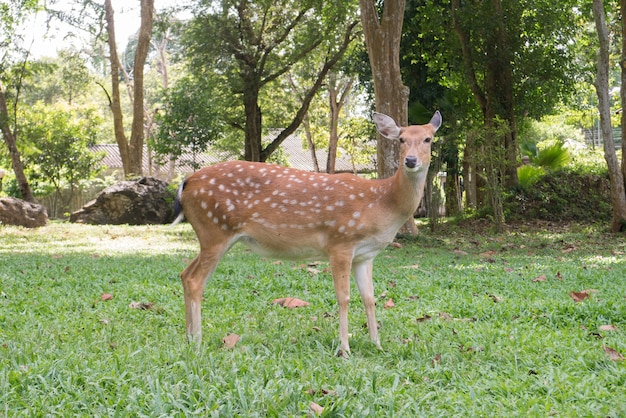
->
385, 166, 429, 218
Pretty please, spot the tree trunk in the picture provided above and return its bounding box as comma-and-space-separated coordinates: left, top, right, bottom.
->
326, 73, 353, 174
104, 0, 131, 176
593, 0, 626, 232
302, 113, 320, 172
360, 0, 416, 235
621, 0, 626, 188
0, 83, 34, 202
243, 84, 263, 162
128, 0, 154, 176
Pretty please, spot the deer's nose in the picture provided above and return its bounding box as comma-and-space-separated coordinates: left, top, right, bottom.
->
405, 156, 418, 169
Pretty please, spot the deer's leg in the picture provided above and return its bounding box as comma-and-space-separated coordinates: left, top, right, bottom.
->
354, 259, 381, 349
180, 244, 227, 345
329, 250, 354, 357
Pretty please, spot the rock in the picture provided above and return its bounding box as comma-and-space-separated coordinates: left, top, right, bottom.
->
0, 197, 48, 228
70, 177, 175, 225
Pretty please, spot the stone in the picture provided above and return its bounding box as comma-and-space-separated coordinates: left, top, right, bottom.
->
0, 197, 48, 228
70, 177, 175, 225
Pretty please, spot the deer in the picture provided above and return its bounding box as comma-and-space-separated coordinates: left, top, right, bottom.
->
172, 111, 442, 356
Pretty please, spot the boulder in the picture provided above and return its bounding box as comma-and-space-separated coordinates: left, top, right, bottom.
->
70, 177, 175, 225
0, 197, 48, 228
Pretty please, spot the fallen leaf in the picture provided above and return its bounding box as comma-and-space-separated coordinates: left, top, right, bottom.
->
532, 275, 547, 282
599, 324, 618, 332
603, 346, 625, 362
562, 245, 577, 253
310, 402, 324, 416
569, 291, 590, 302
271, 297, 310, 308
384, 298, 395, 309
129, 301, 154, 310
431, 353, 442, 366
556, 271, 563, 280
479, 250, 497, 258
222, 333, 240, 349
453, 249, 468, 256
272, 260, 283, 265
416, 314, 432, 323
407, 295, 420, 301
307, 267, 321, 275
64, 266, 71, 273
504, 267, 514, 273
439, 312, 452, 320
390, 242, 403, 248
488, 294, 502, 303
101, 293, 113, 301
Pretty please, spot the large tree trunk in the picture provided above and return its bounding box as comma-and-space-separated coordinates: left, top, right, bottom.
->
104, 0, 131, 176
593, 0, 626, 232
621, 0, 626, 189
128, 0, 154, 176
360, 0, 417, 235
0, 84, 34, 202
104, 0, 153, 177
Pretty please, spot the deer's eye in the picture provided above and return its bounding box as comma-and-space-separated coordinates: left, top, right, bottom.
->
399, 137, 406, 144
424, 137, 432, 143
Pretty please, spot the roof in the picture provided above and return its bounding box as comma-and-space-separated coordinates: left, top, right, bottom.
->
91, 131, 376, 175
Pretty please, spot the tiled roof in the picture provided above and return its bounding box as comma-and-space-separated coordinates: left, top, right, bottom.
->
91, 132, 376, 175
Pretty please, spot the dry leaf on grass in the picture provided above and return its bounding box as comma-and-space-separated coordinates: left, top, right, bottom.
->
222, 333, 241, 349
390, 242, 403, 249
488, 294, 502, 303
309, 402, 324, 415
603, 346, 625, 362
101, 293, 113, 301
271, 297, 310, 308
599, 324, 618, 332
384, 298, 395, 309
416, 314, 432, 323
129, 301, 154, 310
569, 291, 590, 302
532, 275, 547, 282
453, 249, 468, 256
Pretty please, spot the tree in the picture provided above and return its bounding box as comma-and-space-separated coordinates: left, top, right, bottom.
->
185, 0, 359, 162
18, 103, 104, 216
360, 0, 418, 234
103, 0, 154, 177
402, 0, 584, 220
0, 0, 40, 202
592, 0, 626, 232
359, 0, 407, 178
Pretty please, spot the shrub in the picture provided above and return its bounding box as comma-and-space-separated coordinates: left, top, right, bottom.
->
505, 169, 611, 223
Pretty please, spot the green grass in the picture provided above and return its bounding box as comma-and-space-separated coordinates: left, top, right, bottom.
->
1, 221, 625, 416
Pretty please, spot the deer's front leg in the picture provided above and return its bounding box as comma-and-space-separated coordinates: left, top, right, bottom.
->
354, 259, 381, 350
180, 247, 224, 346
330, 250, 354, 357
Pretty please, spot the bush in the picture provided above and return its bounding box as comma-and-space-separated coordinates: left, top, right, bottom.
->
505, 168, 612, 223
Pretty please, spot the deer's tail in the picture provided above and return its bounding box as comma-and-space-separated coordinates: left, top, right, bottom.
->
171, 180, 186, 226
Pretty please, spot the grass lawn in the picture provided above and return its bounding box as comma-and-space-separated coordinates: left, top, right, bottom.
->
1, 221, 625, 416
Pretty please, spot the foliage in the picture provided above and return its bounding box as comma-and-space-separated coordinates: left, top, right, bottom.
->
1, 223, 626, 415
517, 164, 545, 189
152, 74, 228, 168
506, 169, 612, 222
17, 102, 104, 197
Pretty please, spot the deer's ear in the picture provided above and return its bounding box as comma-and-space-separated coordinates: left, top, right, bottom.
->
429, 111, 442, 132
373, 112, 402, 139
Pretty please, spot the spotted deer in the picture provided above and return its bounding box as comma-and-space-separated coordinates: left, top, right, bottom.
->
173, 111, 442, 356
